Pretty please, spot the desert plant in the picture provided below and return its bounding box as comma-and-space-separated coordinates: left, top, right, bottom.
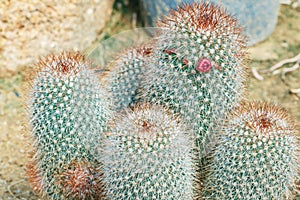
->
24, 2, 299, 200
137, 2, 247, 157
100, 104, 194, 199
202, 101, 299, 200
27, 51, 111, 199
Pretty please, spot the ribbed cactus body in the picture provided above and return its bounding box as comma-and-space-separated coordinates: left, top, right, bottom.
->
107, 47, 152, 110
101, 104, 193, 200
28, 52, 111, 199
137, 2, 246, 154
202, 102, 299, 199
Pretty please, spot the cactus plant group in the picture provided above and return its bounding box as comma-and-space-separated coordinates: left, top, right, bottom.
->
25, 2, 299, 200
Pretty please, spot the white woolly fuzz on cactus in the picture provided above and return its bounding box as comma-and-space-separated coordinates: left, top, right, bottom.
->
137, 2, 247, 155
202, 101, 299, 200
100, 104, 194, 200
28, 51, 111, 199
107, 46, 152, 110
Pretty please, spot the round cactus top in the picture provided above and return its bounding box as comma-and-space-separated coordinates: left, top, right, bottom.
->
158, 2, 246, 52
108, 103, 190, 154
36, 51, 91, 78
231, 101, 295, 136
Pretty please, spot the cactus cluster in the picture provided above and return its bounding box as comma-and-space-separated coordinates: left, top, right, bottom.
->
26, 2, 299, 200
28, 52, 111, 199
202, 101, 299, 199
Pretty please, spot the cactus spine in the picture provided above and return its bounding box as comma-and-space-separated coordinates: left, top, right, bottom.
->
137, 2, 247, 155
101, 104, 194, 199
28, 51, 111, 199
26, 155, 42, 196
202, 101, 299, 199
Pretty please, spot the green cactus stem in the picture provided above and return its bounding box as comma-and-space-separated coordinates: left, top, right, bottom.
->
106, 46, 152, 110
137, 2, 247, 156
202, 101, 299, 200
28, 51, 111, 199
101, 104, 194, 200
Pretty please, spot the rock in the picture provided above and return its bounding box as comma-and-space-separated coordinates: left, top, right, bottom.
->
0, 0, 114, 74
139, 0, 280, 46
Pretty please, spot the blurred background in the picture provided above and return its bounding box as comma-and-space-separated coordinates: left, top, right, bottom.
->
0, 0, 299, 199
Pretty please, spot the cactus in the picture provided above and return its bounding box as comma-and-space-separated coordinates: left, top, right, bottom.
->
202, 101, 299, 200
27, 51, 111, 199
137, 2, 247, 156
100, 104, 194, 199
24, 3, 298, 200
106, 46, 152, 110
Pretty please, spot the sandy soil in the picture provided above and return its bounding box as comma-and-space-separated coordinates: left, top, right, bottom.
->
0, 1, 299, 199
